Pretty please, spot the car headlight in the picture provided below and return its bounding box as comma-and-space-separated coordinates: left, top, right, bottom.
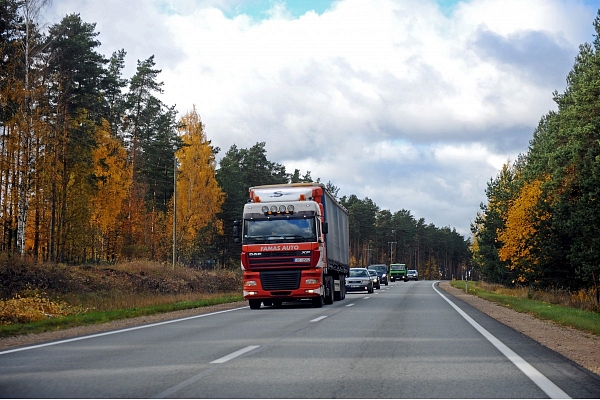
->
382, 274, 386, 278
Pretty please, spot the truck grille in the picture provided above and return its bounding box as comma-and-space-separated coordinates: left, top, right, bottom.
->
260, 270, 301, 290
248, 251, 312, 269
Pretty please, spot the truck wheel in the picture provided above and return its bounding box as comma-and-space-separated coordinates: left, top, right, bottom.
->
324, 276, 334, 305
249, 300, 261, 309
263, 300, 273, 307
312, 295, 324, 308
335, 275, 346, 301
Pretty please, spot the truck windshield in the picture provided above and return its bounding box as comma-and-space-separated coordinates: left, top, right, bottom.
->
243, 217, 317, 244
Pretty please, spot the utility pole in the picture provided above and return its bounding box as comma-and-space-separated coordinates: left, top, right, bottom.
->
173, 156, 177, 269
388, 241, 397, 264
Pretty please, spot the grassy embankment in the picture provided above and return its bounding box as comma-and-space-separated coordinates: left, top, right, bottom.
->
0, 259, 244, 338
449, 280, 600, 336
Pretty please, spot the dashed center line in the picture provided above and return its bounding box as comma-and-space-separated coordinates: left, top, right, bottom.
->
210, 345, 260, 364
310, 316, 328, 322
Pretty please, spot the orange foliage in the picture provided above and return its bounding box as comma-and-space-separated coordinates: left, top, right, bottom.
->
498, 178, 550, 281
90, 121, 131, 234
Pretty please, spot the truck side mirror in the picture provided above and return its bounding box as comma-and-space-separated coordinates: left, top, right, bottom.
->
233, 220, 241, 243
322, 221, 328, 235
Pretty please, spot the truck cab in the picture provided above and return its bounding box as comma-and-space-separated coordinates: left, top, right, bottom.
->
390, 263, 407, 282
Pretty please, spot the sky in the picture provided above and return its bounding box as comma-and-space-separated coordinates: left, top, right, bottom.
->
44, 0, 600, 237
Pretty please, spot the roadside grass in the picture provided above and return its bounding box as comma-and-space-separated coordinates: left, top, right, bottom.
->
450, 280, 600, 336
0, 292, 244, 338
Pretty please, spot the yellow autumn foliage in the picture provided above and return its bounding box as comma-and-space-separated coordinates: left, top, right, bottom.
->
497, 178, 550, 280
90, 120, 132, 236
174, 107, 224, 254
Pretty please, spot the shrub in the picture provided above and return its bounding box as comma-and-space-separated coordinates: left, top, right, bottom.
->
0, 291, 87, 325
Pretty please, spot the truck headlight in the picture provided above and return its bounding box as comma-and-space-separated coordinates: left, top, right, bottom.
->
305, 278, 319, 284
245, 280, 257, 286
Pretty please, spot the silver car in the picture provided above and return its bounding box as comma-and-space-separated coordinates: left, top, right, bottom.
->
407, 269, 419, 281
346, 268, 374, 293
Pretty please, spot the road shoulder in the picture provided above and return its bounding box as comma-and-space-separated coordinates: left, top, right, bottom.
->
440, 281, 600, 376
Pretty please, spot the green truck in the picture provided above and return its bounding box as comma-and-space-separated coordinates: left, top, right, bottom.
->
390, 263, 407, 282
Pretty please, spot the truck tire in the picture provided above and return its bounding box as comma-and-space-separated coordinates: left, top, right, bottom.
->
312, 294, 324, 308
324, 276, 334, 305
249, 300, 261, 309
334, 275, 346, 301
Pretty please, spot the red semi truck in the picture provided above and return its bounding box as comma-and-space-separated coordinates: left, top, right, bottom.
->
234, 183, 350, 309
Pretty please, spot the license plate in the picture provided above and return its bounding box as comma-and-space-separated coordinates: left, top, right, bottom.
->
294, 258, 310, 262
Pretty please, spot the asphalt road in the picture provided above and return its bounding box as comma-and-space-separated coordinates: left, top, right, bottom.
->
1, 281, 599, 398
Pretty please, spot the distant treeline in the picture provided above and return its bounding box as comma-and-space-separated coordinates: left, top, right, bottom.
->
472, 11, 600, 294
0, 2, 469, 274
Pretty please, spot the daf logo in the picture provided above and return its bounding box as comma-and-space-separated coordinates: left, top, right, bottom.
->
249, 252, 262, 256
271, 191, 294, 198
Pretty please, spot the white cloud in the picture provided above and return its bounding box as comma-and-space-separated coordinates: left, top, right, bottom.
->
44, 0, 599, 236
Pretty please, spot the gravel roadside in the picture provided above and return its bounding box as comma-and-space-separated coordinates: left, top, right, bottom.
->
1, 283, 598, 377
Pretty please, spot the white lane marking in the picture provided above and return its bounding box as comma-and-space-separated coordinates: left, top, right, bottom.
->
210, 345, 260, 364
310, 316, 328, 322
346, 303, 355, 307
432, 282, 570, 399
0, 306, 249, 356
363, 296, 370, 299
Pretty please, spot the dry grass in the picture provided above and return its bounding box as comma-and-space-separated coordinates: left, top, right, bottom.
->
0, 258, 243, 324
476, 282, 600, 312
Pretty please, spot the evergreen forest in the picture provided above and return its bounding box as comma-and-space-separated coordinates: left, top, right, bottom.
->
1, 1, 472, 279
472, 11, 600, 297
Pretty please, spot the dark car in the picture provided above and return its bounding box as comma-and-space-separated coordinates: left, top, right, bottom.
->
368, 264, 389, 286
346, 268, 374, 293
368, 269, 381, 289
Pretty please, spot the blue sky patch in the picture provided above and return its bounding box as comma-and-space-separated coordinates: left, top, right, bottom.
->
225, 0, 465, 20
224, 0, 334, 20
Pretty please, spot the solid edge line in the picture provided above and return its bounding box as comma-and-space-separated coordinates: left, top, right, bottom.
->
0, 306, 249, 356
432, 282, 570, 399
210, 345, 260, 364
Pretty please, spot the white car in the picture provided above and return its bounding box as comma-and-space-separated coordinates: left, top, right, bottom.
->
406, 270, 419, 281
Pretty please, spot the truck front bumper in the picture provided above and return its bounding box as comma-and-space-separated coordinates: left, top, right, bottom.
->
243, 286, 323, 300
